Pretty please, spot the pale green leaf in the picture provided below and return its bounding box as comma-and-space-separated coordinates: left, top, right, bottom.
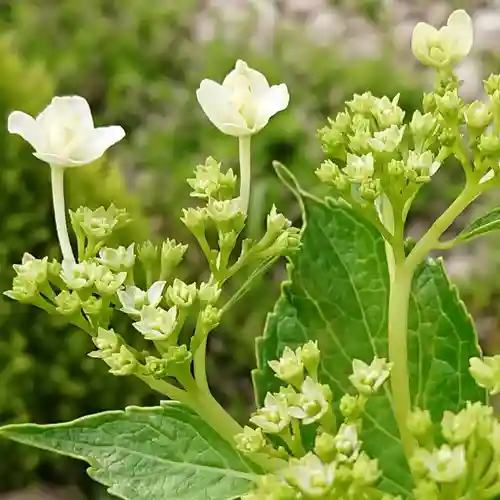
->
0, 402, 257, 500
456, 207, 500, 243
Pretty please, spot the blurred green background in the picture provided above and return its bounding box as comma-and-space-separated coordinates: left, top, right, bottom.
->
1, 0, 500, 496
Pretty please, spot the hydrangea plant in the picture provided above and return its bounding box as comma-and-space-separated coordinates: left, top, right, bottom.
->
3, 9, 500, 500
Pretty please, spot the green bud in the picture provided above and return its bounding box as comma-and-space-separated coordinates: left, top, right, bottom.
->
387, 159, 405, 178
73, 205, 129, 240
166, 278, 197, 308
441, 409, 476, 444
4, 276, 39, 303
469, 356, 500, 394
347, 92, 376, 115
187, 157, 237, 200
343, 153, 374, 182
82, 295, 103, 316
260, 227, 301, 259
410, 110, 437, 139
54, 290, 81, 316
464, 101, 492, 130
48, 259, 62, 280
218, 230, 238, 252
164, 344, 192, 365
98, 244, 135, 272
206, 198, 246, 233
478, 133, 500, 156
137, 240, 158, 268
314, 432, 336, 463
94, 266, 127, 296
318, 114, 350, 157
348, 119, 372, 154
106, 345, 138, 376
351, 452, 380, 486
422, 93, 437, 114
405, 150, 440, 183
235, 426, 267, 454
359, 178, 381, 202
181, 207, 207, 235
198, 281, 221, 305
161, 239, 187, 273
435, 90, 463, 119
298, 341, 320, 377
407, 408, 433, 440
339, 394, 365, 420
372, 94, 405, 128
484, 74, 500, 95
334, 423, 361, 462
13, 253, 48, 284
88, 327, 120, 359
198, 305, 222, 332
267, 205, 291, 236
315, 160, 350, 191
368, 124, 405, 153
413, 480, 440, 500
268, 346, 304, 387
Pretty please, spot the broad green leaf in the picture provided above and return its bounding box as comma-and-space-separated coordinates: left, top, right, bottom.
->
253, 195, 485, 496
456, 207, 500, 243
0, 402, 257, 500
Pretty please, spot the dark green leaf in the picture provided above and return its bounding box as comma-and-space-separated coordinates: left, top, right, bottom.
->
253, 195, 485, 495
457, 207, 500, 243
0, 402, 257, 500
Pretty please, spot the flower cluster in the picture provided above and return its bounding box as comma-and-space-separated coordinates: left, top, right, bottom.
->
408, 401, 500, 499
237, 345, 394, 500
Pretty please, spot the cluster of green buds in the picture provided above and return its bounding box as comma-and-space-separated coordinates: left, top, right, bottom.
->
237, 344, 396, 500
407, 400, 500, 499
5, 158, 299, 404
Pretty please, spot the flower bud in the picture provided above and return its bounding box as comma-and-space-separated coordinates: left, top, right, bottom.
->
405, 150, 440, 183
359, 178, 381, 202
268, 346, 304, 387
198, 305, 222, 332
412, 445, 466, 483
54, 290, 81, 316
94, 267, 127, 296
181, 208, 207, 235
464, 101, 492, 130
441, 409, 476, 444
235, 426, 267, 454
349, 357, 392, 395
347, 92, 376, 115
166, 279, 197, 308
485, 74, 500, 95
348, 118, 372, 154
98, 244, 135, 272
372, 94, 405, 128
469, 356, 500, 394
413, 480, 440, 500
339, 394, 366, 421
198, 281, 221, 305
144, 346, 192, 378
4, 276, 39, 302
435, 90, 463, 119
106, 345, 138, 376
206, 198, 246, 233
314, 432, 336, 463
368, 125, 405, 154
318, 114, 350, 157
82, 296, 103, 317
13, 253, 48, 284
479, 133, 500, 156
410, 110, 436, 139
187, 157, 237, 200
298, 341, 320, 377
161, 239, 187, 276
407, 408, 433, 441
137, 240, 158, 268
315, 160, 350, 191
266, 205, 291, 236
334, 424, 361, 462
88, 327, 120, 359
351, 452, 381, 486
77, 205, 129, 240
343, 153, 374, 182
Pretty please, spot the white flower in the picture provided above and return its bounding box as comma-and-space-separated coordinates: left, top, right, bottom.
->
412, 10, 473, 68
349, 357, 393, 395
60, 260, 99, 290
268, 346, 304, 386
288, 377, 331, 425
285, 453, 335, 498
98, 244, 135, 272
13, 253, 48, 284
133, 305, 178, 341
413, 445, 466, 483
250, 393, 290, 434
8, 95, 125, 167
117, 281, 166, 317
93, 266, 127, 296
196, 60, 289, 137
333, 424, 361, 462
343, 153, 374, 182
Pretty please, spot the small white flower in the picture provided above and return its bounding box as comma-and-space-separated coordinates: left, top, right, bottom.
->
285, 453, 335, 498
133, 305, 178, 341
93, 266, 127, 296
268, 346, 304, 386
368, 125, 405, 153
414, 445, 466, 483
13, 253, 48, 284
8, 96, 125, 167
349, 357, 393, 395
250, 393, 290, 434
60, 260, 99, 290
196, 60, 289, 137
288, 377, 330, 425
334, 424, 361, 462
412, 10, 473, 68
98, 244, 135, 271
117, 281, 166, 317
343, 153, 374, 182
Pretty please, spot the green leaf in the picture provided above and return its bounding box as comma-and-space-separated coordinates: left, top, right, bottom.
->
0, 402, 257, 500
253, 195, 485, 495
456, 207, 500, 243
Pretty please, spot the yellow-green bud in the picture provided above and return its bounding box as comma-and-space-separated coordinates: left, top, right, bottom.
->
166, 279, 197, 308
54, 290, 81, 316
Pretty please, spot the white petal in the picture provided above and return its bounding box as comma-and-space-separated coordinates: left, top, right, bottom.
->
223, 60, 270, 97
37, 96, 94, 132
480, 169, 495, 184
196, 79, 248, 135
147, 280, 166, 306
68, 126, 125, 164
411, 22, 438, 64
7, 111, 41, 149
254, 84, 290, 131
447, 10, 473, 58
117, 289, 134, 309
33, 152, 88, 167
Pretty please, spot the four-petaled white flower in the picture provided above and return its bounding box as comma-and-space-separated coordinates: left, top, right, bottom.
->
333, 423, 361, 462
8, 96, 125, 167
288, 377, 331, 425
133, 305, 178, 341
414, 445, 466, 483
98, 244, 135, 272
196, 60, 289, 137
412, 10, 473, 68
60, 260, 99, 290
268, 346, 304, 386
117, 281, 166, 317
250, 393, 290, 434
285, 453, 335, 498
13, 253, 48, 284
343, 153, 374, 182
349, 357, 393, 395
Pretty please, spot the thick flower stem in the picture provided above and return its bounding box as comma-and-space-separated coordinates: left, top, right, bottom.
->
238, 135, 252, 212
387, 265, 416, 461
50, 166, 75, 263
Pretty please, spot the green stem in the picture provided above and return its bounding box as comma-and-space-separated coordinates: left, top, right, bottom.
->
387, 264, 416, 461
194, 337, 209, 393
238, 136, 251, 213
138, 374, 192, 404
50, 166, 75, 263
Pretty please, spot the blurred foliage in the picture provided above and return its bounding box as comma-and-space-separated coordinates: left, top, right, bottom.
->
0, 34, 156, 492
0, 0, 432, 493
